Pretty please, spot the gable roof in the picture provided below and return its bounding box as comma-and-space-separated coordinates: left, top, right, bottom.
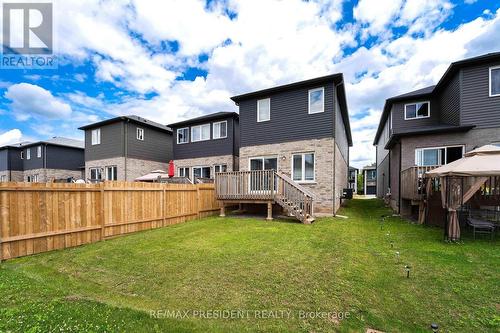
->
79, 115, 172, 133
230, 74, 353, 146
167, 112, 238, 128
1, 137, 84, 150
373, 52, 500, 145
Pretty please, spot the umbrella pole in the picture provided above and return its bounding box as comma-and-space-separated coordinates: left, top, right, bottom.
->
444, 177, 449, 241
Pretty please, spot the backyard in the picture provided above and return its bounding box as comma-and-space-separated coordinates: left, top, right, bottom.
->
0, 199, 498, 332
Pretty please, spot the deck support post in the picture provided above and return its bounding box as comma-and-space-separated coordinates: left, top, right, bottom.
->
266, 201, 273, 221
219, 203, 226, 217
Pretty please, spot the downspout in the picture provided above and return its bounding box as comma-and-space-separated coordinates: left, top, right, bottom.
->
43, 144, 47, 181
332, 80, 344, 216
398, 141, 402, 215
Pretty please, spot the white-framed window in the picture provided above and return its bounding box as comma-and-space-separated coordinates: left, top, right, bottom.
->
415, 145, 464, 166
177, 127, 189, 144
193, 166, 211, 179
489, 65, 500, 97
0, 175, 6, 182
136, 128, 144, 141
37, 146, 42, 158
308, 87, 324, 114
91, 128, 101, 145
214, 164, 227, 174
27, 174, 38, 182
257, 98, 270, 122
213, 121, 227, 139
90, 168, 102, 181
26, 148, 31, 160
404, 101, 430, 120
105, 166, 117, 181
292, 153, 315, 182
191, 124, 211, 142
365, 170, 376, 181
178, 167, 190, 178
20, 151, 24, 159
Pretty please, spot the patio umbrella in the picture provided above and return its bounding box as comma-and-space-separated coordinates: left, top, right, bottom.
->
425, 145, 500, 241
135, 170, 168, 182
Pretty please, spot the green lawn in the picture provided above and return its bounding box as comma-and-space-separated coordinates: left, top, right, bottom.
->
0, 199, 498, 333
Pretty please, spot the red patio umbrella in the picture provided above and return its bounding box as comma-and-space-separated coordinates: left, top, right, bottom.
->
168, 160, 175, 178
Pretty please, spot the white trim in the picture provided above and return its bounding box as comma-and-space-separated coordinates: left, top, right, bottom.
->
89, 167, 102, 181
37, 145, 42, 158
177, 127, 189, 144
489, 65, 500, 97
213, 164, 227, 174
26, 148, 31, 160
212, 120, 227, 140
404, 101, 431, 120
191, 124, 211, 142
136, 127, 144, 141
91, 128, 101, 145
308, 87, 325, 114
257, 98, 271, 122
178, 167, 190, 178
291, 152, 316, 183
414, 145, 465, 166
20, 151, 24, 159
192, 165, 211, 179
105, 165, 118, 181
248, 155, 279, 171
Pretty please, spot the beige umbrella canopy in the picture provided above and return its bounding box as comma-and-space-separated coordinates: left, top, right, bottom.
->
135, 170, 168, 182
426, 145, 500, 178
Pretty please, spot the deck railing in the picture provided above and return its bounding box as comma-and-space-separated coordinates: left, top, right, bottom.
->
401, 165, 438, 201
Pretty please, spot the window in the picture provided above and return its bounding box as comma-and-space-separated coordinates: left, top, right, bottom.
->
90, 168, 102, 181
292, 153, 315, 182
404, 102, 430, 120
213, 121, 227, 139
214, 164, 227, 174
257, 98, 270, 122
106, 166, 117, 181
490, 66, 500, 97
178, 167, 190, 178
308, 87, 324, 114
26, 148, 31, 160
415, 145, 464, 166
0, 175, 6, 182
20, 151, 24, 159
191, 124, 210, 142
366, 170, 376, 180
136, 128, 144, 141
37, 146, 42, 158
177, 127, 189, 144
27, 175, 38, 183
91, 129, 101, 145
193, 166, 211, 179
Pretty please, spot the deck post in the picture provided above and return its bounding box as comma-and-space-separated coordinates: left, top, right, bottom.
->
219, 203, 226, 217
266, 201, 273, 221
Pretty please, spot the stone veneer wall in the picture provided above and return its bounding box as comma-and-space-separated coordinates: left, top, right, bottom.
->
239, 138, 338, 215
23, 169, 83, 182
174, 155, 236, 176
0, 170, 24, 182
85, 157, 169, 182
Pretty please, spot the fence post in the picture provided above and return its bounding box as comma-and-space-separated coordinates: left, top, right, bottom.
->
197, 184, 201, 219
100, 182, 105, 240
162, 185, 166, 227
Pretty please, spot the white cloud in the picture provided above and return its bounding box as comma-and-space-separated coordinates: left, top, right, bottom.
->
0, 129, 23, 146
5, 83, 72, 121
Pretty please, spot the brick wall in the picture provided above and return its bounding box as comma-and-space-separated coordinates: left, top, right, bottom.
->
174, 155, 236, 177
85, 157, 168, 182
23, 169, 83, 182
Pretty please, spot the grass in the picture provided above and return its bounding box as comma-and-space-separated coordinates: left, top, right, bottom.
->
0, 199, 498, 333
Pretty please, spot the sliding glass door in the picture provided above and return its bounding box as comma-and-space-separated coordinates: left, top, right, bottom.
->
249, 156, 277, 192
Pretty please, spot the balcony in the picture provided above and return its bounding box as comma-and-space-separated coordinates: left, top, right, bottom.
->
401, 165, 438, 201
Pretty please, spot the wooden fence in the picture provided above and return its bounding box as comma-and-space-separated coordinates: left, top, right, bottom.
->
0, 182, 221, 260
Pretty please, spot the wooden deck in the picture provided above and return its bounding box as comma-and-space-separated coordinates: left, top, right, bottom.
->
215, 170, 315, 223
401, 166, 438, 201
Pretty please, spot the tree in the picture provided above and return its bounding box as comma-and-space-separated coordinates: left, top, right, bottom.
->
357, 173, 364, 194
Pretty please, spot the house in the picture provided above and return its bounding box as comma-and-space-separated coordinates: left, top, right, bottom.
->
226, 74, 353, 216
0, 137, 84, 182
79, 115, 173, 182
362, 164, 377, 195
348, 166, 358, 193
374, 52, 500, 216
167, 112, 239, 180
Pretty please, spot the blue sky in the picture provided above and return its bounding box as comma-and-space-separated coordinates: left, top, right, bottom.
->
0, 0, 499, 168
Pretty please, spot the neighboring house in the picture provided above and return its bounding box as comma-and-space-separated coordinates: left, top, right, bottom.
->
79, 115, 173, 182
374, 52, 500, 215
230, 74, 353, 215
167, 112, 239, 180
362, 164, 377, 195
348, 166, 358, 193
0, 137, 84, 182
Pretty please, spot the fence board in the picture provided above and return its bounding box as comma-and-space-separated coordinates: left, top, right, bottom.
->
0, 182, 220, 260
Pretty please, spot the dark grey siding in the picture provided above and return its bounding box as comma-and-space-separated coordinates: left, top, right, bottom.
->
391, 97, 440, 134
8, 148, 23, 170
126, 123, 173, 162
239, 82, 335, 147
439, 71, 460, 125
84, 122, 124, 161
233, 119, 240, 157
172, 116, 237, 160
377, 154, 390, 198
46, 145, 84, 170
461, 61, 500, 128
0, 149, 8, 171
335, 94, 348, 161
22, 145, 44, 170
